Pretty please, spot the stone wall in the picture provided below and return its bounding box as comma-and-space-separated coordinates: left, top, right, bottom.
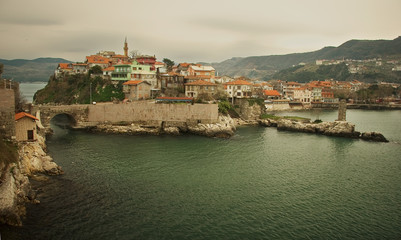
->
87, 102, 218, 125
0, 89, 16, 139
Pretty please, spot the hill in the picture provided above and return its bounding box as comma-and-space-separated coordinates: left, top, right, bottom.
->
34, 74, 124, 104
0, 57, 71, 82
211, 37, 401, 81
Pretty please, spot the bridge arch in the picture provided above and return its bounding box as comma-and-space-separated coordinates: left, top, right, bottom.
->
34, 105, 89, 128
49, 113, 77, 128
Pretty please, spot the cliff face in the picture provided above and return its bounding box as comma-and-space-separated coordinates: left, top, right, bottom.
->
0, 134, 63, 226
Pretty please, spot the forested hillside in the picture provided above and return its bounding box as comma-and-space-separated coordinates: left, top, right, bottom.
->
0, 58, 71, 82
211, 37, 401, 81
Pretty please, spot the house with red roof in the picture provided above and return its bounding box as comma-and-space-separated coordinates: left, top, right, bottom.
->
263, 90, 281, 100
15, 112, 38, 141
122, 80, 152, 101
85, 55, 110, 69
55, 63, 73, 77
223, 79, 253, 99
185, 79, 217, 98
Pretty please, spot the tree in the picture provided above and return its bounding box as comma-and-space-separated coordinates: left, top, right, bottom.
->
129, 50, 140, 59
163, 58, 175, 72
88, 65, 103, 75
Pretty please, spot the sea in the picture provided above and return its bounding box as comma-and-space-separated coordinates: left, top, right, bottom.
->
1, 83, 401, 239
18, 82, 47, 103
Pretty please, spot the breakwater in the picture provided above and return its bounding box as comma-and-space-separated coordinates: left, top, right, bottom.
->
259, 118, 388, 142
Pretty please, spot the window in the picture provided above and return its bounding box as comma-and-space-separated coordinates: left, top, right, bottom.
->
237, 86, 240, 90
237, 92, 241, 96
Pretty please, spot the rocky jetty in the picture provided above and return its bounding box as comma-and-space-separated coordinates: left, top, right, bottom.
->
90, 115, 236, 138
0, 134, 63, 226
259, 118, 388, 142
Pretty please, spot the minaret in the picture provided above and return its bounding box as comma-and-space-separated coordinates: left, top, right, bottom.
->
124, 37, 128, 57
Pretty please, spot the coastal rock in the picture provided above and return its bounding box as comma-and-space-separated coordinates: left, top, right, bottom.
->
274, 119, 386, 141
187, 115, 236, 138
163, 127, 180, 135
0, 132, 62, 226
360, 132, 389, 142
19, 135, 64, 176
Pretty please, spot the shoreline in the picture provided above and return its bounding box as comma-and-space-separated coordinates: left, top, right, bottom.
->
0, 133, 63, 227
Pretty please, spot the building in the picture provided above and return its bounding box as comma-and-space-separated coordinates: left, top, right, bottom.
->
263, 90, 281, 100
157, 68, 186, 90
15, 112, 38, 142
72, 63, 88, 74
135, 55, 156, 71
293, 87, 311, 103
224, 79, 253, 99
122, 80, 152, 101
311, 87, 322, 102
85, 55, 110, 69
187, 65, 215, 81
111, 61, 157, 87
185, 79, 217, 98
55, 63, 73, 77
102, 66, 115, 80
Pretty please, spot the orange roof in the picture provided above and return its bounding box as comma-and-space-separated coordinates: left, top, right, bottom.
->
86, 55, 110, 64
15, 112, 38, 121
224, 79, 252, 85
58, 63, 72, 69
123, 80, 145, 85
287, 81, 301, 85
155, 61, 165, 65
103, 66, 115, 71
112, 54, 127, 58
185, 79, 216, 86
264, 90, 281, 96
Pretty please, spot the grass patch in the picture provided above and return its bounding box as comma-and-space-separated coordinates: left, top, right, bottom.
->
283, 116, 311, 122
260, 114, 281, 120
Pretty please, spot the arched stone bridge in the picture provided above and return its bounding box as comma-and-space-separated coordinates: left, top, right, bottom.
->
32, 102, 218, 129
32, 104, 90, 128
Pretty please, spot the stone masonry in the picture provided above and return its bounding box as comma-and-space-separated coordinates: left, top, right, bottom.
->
0, 89, 16, 139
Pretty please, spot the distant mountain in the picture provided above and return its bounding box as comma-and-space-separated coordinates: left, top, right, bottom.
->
0, 57, 71, 82
211, 37, 401, 80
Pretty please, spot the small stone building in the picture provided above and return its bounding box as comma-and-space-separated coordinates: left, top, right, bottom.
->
123, 80, 152, 101
15, 112, 38, 141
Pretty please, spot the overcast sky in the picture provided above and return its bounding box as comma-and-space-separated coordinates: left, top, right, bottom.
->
0, 0, 400, 63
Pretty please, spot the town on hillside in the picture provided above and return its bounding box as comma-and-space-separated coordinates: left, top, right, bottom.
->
53, 39, 401, 111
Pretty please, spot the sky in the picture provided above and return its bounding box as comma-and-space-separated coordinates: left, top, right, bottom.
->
0, 0, 400, 63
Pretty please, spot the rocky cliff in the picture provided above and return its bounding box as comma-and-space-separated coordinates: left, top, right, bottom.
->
0, 134, 63, 226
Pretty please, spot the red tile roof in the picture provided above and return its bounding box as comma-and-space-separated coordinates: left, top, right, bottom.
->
185, 79, 217, 86
224, 79, 252, 85
263, 90, 281, 96
86, 55, 110, 64
15, 112, 38, 121
58, 63, 72, 69
123, 80, 143, 85
103, 66, 115, 71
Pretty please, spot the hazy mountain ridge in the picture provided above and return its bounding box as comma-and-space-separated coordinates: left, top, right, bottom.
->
0, 57, 71, 82
211, 37, 401, 80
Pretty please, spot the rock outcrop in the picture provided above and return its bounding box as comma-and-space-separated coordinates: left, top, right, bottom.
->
88, 115, 237, 139
0, 133, 63, 226
260, 118, 388, 142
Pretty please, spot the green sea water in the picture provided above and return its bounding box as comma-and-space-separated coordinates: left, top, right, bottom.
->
1, 110, 401, 239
